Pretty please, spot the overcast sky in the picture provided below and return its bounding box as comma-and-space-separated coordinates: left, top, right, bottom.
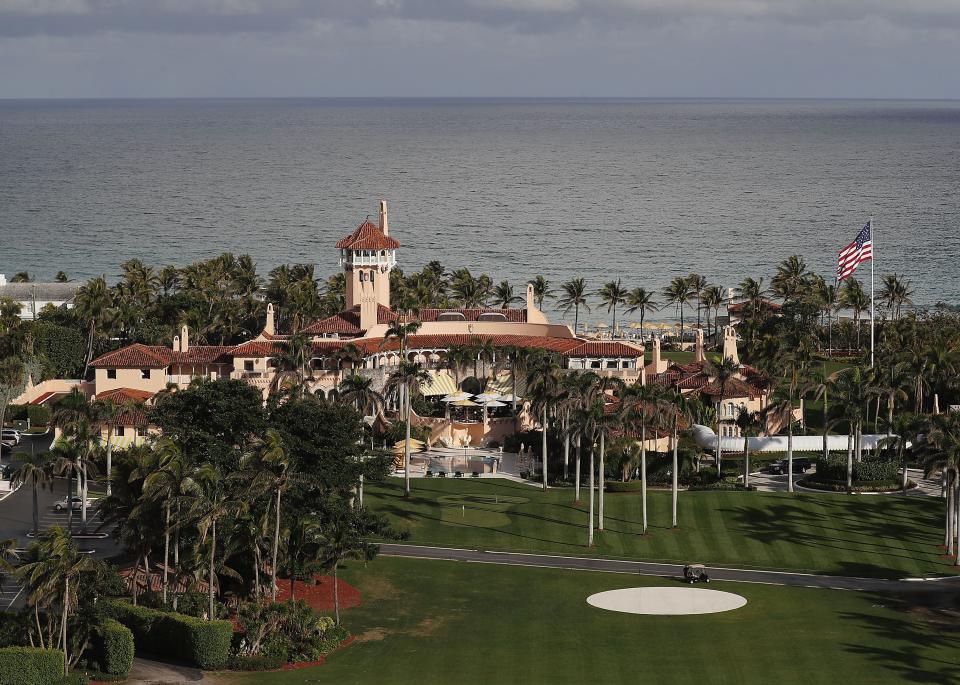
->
1, 0, 959, 98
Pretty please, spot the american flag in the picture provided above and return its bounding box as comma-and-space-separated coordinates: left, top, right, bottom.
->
837, 222, 873, 281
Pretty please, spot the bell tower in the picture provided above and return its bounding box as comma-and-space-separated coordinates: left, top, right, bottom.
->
337, 201, 400, 330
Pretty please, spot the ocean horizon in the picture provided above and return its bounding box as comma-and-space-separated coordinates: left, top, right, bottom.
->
3, 97, 958, 321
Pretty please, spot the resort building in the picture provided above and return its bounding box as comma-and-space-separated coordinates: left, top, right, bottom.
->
67, 201, 645, 451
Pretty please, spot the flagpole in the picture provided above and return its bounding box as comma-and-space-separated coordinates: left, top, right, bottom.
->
869, 218, 875, 367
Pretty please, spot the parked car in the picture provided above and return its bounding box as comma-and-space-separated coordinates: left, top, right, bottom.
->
53, 496, 95, 512
769, 458, 812, 475
0, 440, 13, 454
0, 429, 20, 445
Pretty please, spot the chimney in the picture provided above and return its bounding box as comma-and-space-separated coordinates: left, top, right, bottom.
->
265, 303, 275, 336
173, 335, 181, 353
379, 200, 389, 236
651, 337, 667, 374
526, 282, 536, 312
694, 328, 705, 364
722, 326, 740, 365
181, 324, 189, 353
0, 274, 6, 287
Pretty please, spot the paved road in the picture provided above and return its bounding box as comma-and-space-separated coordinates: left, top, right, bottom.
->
379, 543, 960, 593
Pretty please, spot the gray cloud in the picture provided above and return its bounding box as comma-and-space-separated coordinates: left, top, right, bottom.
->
3, 0, 960, 37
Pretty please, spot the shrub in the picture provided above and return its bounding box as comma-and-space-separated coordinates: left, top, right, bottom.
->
814, 456, 899, 483
106, 601, 233, 670
605, 481, 645, 493
227, 652, 287, 671
0, 647, 64, 685
233, 600, 347, 665
92, 620, 133, 677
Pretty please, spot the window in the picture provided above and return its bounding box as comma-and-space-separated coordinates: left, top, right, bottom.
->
244, 360, 254, 372
590, 361, 601, 369
140, 369, 151, 380
137, 427, 148, 438
116, 426, 125, 437
606, 361, 617, 369
106, 369, 117, 380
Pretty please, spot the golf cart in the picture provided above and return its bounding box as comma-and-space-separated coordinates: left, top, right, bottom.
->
683, 564, 710, 584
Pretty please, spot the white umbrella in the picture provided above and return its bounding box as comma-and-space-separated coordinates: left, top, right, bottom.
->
474, 392, 502, 402
441, 393, 472, 402
480, 400, 507, 407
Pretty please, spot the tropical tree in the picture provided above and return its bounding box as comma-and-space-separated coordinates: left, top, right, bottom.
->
831, 366, 871, 491
622, 384, 662, 534
558, 278, 591, 333
270, 333, 311, 396
663, 390, 691, 528
74, 276, 113, 377
318, 513, 378, 625
687, 273, 707, 328
624, 288, 659, 340
771, 255, 810, 303
705, 356, 741, 478
246, 428, 291, 601
531, 275, 554, 310
10, 451, 53, 536
339, 374, 385, 418
700, 285, 724, 340
92, 396, 122, 497
491, 280, 523, 309
597, 279, 629, 335
734, 407, 763, 488
922, 412, 960, 562
527, 354, 563, 492
195, 463, 241, 620
879, 274, 914, 321
662, 276, 694, 346
385, 361, 431, 496
840, 278, 871, 350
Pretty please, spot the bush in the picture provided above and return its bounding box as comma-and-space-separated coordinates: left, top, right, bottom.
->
106, 601, 233, 670
92, 620, 133, 677
227, 652, 287, 671
605, 481, 645, 493
233, 600, 348, 666
8, 404, 53, 427
0, 647, 64, 685
814, 456, 899, 483
139, 591, 227, 619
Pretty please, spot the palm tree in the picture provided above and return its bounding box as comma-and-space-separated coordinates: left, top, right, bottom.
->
840, 278, 870, 350
705, 356, 741, 479
558, 278, 591, 333
141, 438, 201, 606
527, 355, 563, 492
771, 255, 810, 303
700, 285, 723, 340
270, 333, 311, 396
531, 275, 554, 310
319, 513, 378, 625
597, 279, 629, 335
662, 276, 694, 346
92, 396, 122, 497
385, 361, 431, 496
74, 276, 113, 377
384, 319, 423, 359
735, 277, 768, 349
663, 390, 691, 528
832, 366, 871, 491
339, 374, 385, 418
922, 412, 960, 562
734, 407, 763, 488
195, 463, 240, 620
624, 288, 659, 340
10, 451, 53, 536
491, 281, 523, 309
883, 412, 923, 494
687, 273, 707, 328
880, 274, 914, 320
622, 384, 662, 534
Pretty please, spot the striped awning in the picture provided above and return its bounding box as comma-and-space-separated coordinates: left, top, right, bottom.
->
420, 372, 458, 397
488, 371, 526, 398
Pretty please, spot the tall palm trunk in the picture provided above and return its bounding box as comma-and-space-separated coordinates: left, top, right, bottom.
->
80, 459, 88, 530
743, 434, 750, 488
62, 576, 69, 674
671, 420, 679, 528
574, 441, 581, 502
562, 415, 570, 481
846, 432, 854, 492
947, 471, 955, 554
333, 564, 341, 625
403, 385, 412, 496
598, 432, 605, 531
640, 422, 648, 535
587, 447, 595, 546
208, 519, 217, 621
173, 502, 181, 611
272, 487, 281, 601
541, 406, 549, 492
900, 440, 909, 494
162, 502, 170, 604
714, 402, 723, 480
787, 416, 794, 493
32, 484, 39, 536
105, 428, 114, 497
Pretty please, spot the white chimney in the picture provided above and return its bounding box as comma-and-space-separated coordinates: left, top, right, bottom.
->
379, 200, 389, 235
181, 324, 189, 353
173, 335, 181, 353
526, 282, 536, 312
0, 274, 6, 286
265, 303, 276, 336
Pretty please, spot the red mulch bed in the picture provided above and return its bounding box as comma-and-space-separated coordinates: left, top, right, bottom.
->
281, 636, 357, 670
274, 575, 362, 613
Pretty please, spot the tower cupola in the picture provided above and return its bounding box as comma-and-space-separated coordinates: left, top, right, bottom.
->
335, 201, 400, 330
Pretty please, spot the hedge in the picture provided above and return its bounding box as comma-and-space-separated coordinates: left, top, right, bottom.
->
93, 619, 134, 677
0, 647, 64, 685
4, 404, 51, 426
815, 457, 899, 483
107, 601, 233, 670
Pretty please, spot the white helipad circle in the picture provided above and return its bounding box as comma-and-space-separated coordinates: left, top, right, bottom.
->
587, 587, 747, 615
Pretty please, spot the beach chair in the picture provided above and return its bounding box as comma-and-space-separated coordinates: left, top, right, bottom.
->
471, 471, 480, 478
437, 471, 447, 478
425, 470, 434, 477
454, 471, 463, 478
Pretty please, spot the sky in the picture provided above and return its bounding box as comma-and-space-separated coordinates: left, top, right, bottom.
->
1, 0, 959, 99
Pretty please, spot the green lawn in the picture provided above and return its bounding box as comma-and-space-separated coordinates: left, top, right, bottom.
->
220, 557, 960, 685
366, 478, 952, 578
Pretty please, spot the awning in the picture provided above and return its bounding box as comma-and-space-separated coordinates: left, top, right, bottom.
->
488, 371, 526, 398
420, 372, 458, 397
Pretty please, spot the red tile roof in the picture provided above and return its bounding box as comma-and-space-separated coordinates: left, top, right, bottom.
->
564, 342, 644, 358
95, 387, 155, 403
301, 305, 397, 336
91, 344, 171, 369
700, 377, 762, 400
335, 219, 400, 250
416, 308, 528, 323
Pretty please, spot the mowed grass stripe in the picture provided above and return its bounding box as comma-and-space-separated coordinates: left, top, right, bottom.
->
367, 478, 952, 577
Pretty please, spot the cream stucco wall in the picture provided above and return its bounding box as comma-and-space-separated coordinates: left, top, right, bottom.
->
94, 367, 167, 396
